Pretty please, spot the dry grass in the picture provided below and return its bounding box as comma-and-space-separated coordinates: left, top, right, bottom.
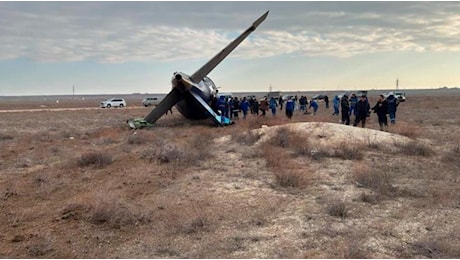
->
269, 127, 292, 148
26, 236, 54, 257
407, 233, 460, 258
326, 200, 348, 219
443, 144, 460, 166
352, 163, 398, 201
89, 197, 149, 229
232, 130, 262, 146
330, 143, 365, 160
273, 169, 309, 188
0, 132, 14, 141
396, 140, 435, 156
1, 93, 460, 258
77, 151, 113, 168
261, 143, 310, 188
389, 122, 421, 139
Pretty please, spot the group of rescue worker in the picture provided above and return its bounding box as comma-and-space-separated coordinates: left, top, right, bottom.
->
335, 92, 400, 131
210, 91, 400, 131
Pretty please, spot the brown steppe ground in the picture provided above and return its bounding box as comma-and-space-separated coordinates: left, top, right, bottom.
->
0, 94, 459, 258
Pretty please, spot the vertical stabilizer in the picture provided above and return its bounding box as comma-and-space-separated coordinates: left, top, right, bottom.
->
190, 11, 269, 84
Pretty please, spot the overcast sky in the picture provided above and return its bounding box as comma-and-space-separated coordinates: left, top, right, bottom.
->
1, 1, 460, 95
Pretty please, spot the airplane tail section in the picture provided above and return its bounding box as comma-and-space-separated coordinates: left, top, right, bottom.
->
190, 11, 269, 84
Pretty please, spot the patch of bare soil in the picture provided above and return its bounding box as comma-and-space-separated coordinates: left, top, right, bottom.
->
1, 94, 459, 258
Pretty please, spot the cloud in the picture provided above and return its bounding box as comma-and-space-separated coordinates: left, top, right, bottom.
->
1, 2, 460, 64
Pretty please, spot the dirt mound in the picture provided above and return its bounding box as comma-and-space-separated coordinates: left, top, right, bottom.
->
219, 122, 411, 151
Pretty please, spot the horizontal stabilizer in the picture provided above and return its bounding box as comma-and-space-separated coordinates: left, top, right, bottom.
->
189, 91, 232, 126
190, 11, 269, 84
144, 87, 183, 124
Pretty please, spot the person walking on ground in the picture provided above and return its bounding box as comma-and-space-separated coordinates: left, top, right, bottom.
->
371, 94, 389, 131
259, 98, 268, 116
386, 92, 399, 124
278, 96, 284, 110
210, 95, 219, 114
228, 97, 234, 120
308, 99, 319, 115
240, 97, 249, 119
285, 97, 295, 119
217, 96, 228, 120
269, 97, 278, 116
349, 93, 358, 118
231, 97, 240, 120
332, 95, 340, 115
341, 94, 350, 125
253, 98, 259, 116
353, 94, 370, 128
299, 96, 307, 112
324, 95, 329, 109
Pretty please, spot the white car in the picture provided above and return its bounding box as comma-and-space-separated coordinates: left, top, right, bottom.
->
100, 98, 126, 108
142, 97, 162, 107
383, 92, 406, 102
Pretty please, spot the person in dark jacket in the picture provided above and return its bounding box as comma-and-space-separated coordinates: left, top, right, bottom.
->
278, 96, 284, 110
386, 92, 399, 124
231, 97, 240, 120
371, 94, 389, 131
353, 95, 370, 128
210, 95, 219, 114
341, 94, 350, 125
253, 98, 259, 116
324, 95, 329, 109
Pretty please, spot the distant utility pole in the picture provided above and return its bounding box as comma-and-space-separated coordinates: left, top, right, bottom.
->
73, 85, 75, 99
269, 84, 272, 93
396, 78, 399, 90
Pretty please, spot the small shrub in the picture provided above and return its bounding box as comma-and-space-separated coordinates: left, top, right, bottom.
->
390, 122, 420, 139
154, 140, 210, 169
443, 144, 460, 166
127, 134, 144, 144
263, 145, 287, 168
326, 200, 348, 219
366, 141, 383, 150
331, 144, 364, 160
157, 143, 190, 164
233, 131, 262, 146
410, 236, 460, 258
343, 240, 369, 258
89, 198, 149, 229
359, 192, 380, 204
353, 164, 396, 198
61, 203, 89, 220
191, 133, 212, 157
289, 133, 311, 156
78, 151, 112, 168
27, 238, 53, 257
179, 216, 209, 234
0, 133, 14, 141
274, 170, 309, 188
396, 141, 435, 157
270, 128, 291, 148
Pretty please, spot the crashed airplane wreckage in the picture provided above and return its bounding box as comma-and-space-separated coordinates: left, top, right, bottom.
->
127, 11, 269, 129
